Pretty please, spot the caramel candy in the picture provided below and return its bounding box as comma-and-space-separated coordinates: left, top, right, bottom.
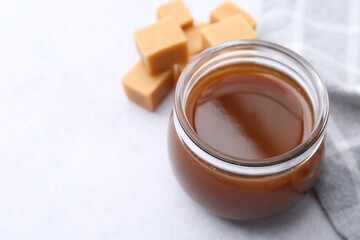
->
157, 0, 193, 29
173, 64, 181, 84
184, 23, 208, 55
201, 14, 257, 48
172, 54, 194, 83
178, 54, 197, 73
173, 54, 198, 83
134, 17, 188, 75
210, 1, 256, 28
122, 61, 174, 111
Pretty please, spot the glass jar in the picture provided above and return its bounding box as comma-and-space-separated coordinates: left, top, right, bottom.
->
168, 40, 329, 220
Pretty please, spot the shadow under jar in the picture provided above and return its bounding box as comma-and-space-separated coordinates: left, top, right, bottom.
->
168, 40, 329, 220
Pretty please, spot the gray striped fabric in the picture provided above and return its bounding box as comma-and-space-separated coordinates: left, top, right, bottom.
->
260, 1, 360, 239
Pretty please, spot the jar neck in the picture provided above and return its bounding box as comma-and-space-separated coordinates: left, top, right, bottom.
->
173, 40, 329, 175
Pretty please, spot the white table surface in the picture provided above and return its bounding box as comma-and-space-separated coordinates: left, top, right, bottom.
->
0, 0, 342, 239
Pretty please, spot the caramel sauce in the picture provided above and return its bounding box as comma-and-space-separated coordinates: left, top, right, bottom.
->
186, 65, 313, 159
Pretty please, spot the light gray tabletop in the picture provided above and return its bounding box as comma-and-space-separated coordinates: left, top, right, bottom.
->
0, 0, 341, 239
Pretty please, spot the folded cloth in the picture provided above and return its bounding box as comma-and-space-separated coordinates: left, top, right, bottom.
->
260, 0, 360, 239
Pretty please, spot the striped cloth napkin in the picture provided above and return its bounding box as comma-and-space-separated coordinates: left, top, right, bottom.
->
260, 0, 360, 239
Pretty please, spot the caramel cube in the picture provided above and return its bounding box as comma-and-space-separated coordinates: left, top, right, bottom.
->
134, 17, 187, 75
157, 0, 193, 29
201, 14, 257, 48
184, 23, 208, 54
173, 64, 181, 84
122, 61, 174, 111
210, 1, 256, 28
178, 54, 197, 73
173, 54, 197, 83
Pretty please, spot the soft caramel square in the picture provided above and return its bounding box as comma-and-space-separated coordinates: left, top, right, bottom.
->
178, 54, 197, 73
184, 23, 208, 55
173, 54, 198, 83
134, 17, 187, 75
201, 14, 257, 48
157, 0, 193, 29
122, 61, 174, 111
210, 1, 256, 28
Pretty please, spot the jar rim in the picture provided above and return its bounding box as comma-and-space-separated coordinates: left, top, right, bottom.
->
173, 40, 329, 175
